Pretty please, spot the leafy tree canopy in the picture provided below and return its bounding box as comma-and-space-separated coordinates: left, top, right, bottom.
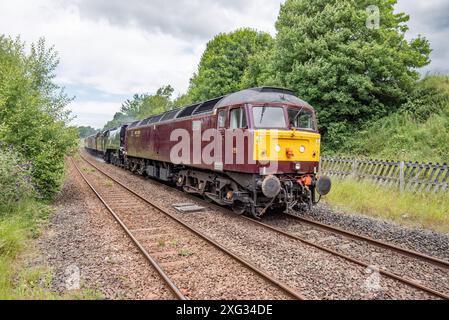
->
264, 0, 431, 149
0, 35, 77, 199
103, 85, 175, 130
77, 126, 98, 138
103, 112, 135, 130
187, 28, 274, 102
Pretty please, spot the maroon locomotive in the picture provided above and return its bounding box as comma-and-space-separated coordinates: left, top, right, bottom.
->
85, 87, 331, 217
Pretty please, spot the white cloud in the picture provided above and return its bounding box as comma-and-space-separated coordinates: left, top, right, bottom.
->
69, 101, 121, 128
0, 1, 202, 95
62, 0, 280, 41
0, 0, 447, 128
0, 0, 281, 127
396, 0, 449, 74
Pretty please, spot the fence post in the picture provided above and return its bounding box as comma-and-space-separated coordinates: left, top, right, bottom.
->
352, 159, 357, 178
399, 161, 405, 193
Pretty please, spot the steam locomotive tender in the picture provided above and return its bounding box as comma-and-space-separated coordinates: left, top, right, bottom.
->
84, 87, 331, 218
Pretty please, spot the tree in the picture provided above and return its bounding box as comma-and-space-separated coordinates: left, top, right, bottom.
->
173, 93, 193, 108
103, 112, 135, 130
77, 126, 98, 138
120, 94, 144, 119
269, 0, 430, 149
187, 28, 274, 102
102, 85, 176, 130
0, 35, 77, 199
138, 85, 174, 119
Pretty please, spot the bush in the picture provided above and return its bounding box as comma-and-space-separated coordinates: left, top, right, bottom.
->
336, 75, 449, 163
0, 36, 78, 199
400, 75, 449, 122
0, 146, 34, 213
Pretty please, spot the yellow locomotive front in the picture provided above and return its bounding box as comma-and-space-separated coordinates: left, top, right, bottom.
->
240, 103, 330, 215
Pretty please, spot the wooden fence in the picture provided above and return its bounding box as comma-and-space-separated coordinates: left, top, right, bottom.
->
320, 157, 449, 193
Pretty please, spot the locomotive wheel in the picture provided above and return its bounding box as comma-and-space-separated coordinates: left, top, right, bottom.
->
231, 201, 246, 215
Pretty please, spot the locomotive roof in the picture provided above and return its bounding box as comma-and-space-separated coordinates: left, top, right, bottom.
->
127, 87, 307, 129
214, 87, 307, 109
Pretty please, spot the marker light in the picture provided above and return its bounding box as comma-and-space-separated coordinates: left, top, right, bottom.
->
275, 144, 281, 153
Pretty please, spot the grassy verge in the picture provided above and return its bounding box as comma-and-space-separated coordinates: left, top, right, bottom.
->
0, 199, 102, 300
323, 179, 449, 233
0, 199, 56, 299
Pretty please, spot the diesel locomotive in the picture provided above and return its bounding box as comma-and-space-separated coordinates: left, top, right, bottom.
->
84, 87, 331, 218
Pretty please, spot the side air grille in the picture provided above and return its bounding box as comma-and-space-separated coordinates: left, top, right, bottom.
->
176, 104, 200, 118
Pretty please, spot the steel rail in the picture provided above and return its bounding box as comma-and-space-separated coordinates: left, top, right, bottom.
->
71, 158, 187, 300
182, 183, 449, 299
242, 216, 449, 300
81, 152, 449, 300
286, 213, 449, 270
78, 154, 306, 300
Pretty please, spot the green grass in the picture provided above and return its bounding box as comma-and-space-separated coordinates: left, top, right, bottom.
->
324, 179, 449, 233
0, 199, 102, 300
178, 249, 193, 257
157, 239, 166, 248
103, 180, 113, 188
82, 167, 96, 173
168, 240, 178, 247
0, 199, 55, 299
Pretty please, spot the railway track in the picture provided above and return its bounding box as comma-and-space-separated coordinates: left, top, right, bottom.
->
285, 213, 449, 269
243, 216, 449, 300
80, 153, 449, 300
72, 156, 305, 300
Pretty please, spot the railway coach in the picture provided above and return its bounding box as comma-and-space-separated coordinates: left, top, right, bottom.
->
84, 134, 97, 152
85, 87, 331, 218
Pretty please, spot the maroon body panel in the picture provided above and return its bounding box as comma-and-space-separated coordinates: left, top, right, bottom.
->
125, 108, 319, 175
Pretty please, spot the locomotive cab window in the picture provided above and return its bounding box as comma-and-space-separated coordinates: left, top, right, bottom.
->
217, 110, 226, 128
288, 108, 316, 130
230, 107, 247, 129
252, 106, 286, 129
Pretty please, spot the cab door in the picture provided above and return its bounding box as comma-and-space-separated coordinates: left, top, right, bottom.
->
226, 105, 248, 171
214, 108, 227, 171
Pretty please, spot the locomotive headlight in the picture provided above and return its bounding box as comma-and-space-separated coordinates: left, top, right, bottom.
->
299, 145, 306, 153
295, 163, 301, 171
275, 144, 281, 153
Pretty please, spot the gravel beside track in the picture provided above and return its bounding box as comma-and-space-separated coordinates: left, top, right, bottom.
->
305, 203, 449, 261
82, 151, 447, 300
261, 214, 449, 296
75, 156, 295, 300
31, 160, 175, 299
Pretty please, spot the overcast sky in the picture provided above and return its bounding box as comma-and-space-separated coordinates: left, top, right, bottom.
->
0, 0, 447, 128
